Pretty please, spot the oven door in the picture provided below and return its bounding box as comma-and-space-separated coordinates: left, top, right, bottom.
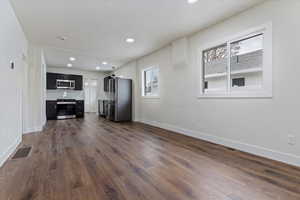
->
57, 102, 76, 119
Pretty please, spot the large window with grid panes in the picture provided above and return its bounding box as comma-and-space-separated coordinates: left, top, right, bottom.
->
200, 24, 272, 98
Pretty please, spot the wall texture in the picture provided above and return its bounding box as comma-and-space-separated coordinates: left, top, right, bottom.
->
116, 0, 300, 166
0, 0, 28, 166
23, 45, 47, 134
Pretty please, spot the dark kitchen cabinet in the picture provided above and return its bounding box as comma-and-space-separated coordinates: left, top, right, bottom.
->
46, 73, 58, 90
72, 75, 83, 90
46, 101, 57, 120
76, 100, 84, 118
104, 76, 115, 92
104, 76, 116, 92
57, 73, 67, 81
104, 77, 110, 92
46, 73, 83, 90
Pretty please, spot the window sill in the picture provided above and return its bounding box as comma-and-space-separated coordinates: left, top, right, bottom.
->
198, 92, 272, 99
141, 96, 160, 99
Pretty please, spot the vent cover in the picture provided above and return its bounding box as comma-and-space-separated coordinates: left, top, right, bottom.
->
12, 147, 32, 159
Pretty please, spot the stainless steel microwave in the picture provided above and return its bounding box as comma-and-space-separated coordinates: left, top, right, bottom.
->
56, 79, 75, 89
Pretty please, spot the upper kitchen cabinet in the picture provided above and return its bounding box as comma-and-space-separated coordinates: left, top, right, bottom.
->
46, 73, 58, 90
71, 75, 83, 90
104, 76, 110, 92
46, 72, 83, 90
104, 76, 115, 92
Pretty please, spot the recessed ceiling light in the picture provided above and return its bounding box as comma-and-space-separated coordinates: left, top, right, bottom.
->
187, 0, 198, 4
96, 66, 101, 70
126, 38, 135, 43
102, 61, 108, 65
67, 63, 72, 67
70, 57, 76, 61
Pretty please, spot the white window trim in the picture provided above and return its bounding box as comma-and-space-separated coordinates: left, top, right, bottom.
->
141, 66, 160, 98
198, 23, 273, 99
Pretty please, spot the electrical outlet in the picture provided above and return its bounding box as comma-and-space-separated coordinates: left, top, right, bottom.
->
10, 61, 15, 69
288, 134, 296, 146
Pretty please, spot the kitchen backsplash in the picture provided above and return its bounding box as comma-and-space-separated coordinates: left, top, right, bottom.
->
47, 90, 84, 100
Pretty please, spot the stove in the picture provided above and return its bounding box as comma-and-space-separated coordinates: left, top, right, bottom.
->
56, 99, 77, 119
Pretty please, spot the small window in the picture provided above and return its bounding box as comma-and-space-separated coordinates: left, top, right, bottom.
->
142, 67, 159, 97
200, 24, 272, 98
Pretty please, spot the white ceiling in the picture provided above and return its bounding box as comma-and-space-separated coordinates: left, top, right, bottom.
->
10, 0, 265, 72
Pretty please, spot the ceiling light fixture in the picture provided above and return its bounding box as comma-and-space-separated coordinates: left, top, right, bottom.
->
187, 0, 198, 4
67, 63, 72, 67
126, 38, 135, 43
102, 61, 108, 65
70, 57, 76, 61
96, 66, 101, 70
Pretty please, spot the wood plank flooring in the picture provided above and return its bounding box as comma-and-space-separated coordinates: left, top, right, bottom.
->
1, 114, 300, 200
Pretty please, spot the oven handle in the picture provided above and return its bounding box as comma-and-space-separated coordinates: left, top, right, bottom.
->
57, 102, 76, 105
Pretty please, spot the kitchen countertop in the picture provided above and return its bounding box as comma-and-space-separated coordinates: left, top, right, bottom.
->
46, 99, 84, 101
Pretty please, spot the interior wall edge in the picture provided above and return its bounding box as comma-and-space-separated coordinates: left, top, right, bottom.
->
23, 126, 44, 135
0, 134, 22, 168
0, 0, 28, 168
139, 119, 300, 168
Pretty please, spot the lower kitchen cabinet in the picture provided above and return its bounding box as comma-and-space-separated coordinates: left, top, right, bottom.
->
46, 100, 85, 120
46, 101, 57, 120
75, 100, 84, 118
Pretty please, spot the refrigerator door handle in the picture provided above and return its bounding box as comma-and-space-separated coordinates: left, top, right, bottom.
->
115, 78, 118, 121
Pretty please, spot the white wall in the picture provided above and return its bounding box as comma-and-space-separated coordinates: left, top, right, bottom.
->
116, 0, 300, 166
46, 66, 106, 102
0, 0, 28, 166
23, 45, 47, 134
41, 51, 47, 126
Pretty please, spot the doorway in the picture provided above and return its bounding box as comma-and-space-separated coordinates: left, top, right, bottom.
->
84, 79, 98, 113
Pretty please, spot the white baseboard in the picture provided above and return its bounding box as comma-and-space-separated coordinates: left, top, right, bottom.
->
133, 118, 140, 122
0, 135, 22, 167
23, 125, 43, 135
139, 119, 300, 167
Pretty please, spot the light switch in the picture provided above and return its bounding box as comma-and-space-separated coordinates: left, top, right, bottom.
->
10, 61, 15, 69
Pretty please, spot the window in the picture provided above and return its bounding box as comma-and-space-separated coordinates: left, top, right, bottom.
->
230, 34, 263, 90
232, 77, 245, 87
142, 67, 159, 97
203, 44, 228, 92
204, 81, 208, 89
200, 24, 272, 98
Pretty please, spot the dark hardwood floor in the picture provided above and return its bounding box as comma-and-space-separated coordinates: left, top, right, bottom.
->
1, 114, 300, 200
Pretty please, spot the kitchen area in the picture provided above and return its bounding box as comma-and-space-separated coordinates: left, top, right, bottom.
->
46, 67, 132, 122
46, 72, 85, 120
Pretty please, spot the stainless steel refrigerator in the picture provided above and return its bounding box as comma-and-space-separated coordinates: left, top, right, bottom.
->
104, 77, 132, 122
